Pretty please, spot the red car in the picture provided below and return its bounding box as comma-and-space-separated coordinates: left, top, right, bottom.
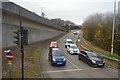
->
49, 41, 58, 48
49, 41, 59, 54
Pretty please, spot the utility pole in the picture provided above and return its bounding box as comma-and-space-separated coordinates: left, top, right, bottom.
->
111, 0, 116, 55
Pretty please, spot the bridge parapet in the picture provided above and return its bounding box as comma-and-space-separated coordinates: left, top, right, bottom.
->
2, 2, 65, 31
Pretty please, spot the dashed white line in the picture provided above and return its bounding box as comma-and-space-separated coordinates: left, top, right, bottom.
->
66, 58, 80, 69
58, 33, 70, 42
107, 67, 118, 72
43, 69, 83, 73
59, 36, 80, 69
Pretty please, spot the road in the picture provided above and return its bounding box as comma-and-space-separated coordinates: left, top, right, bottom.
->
40, 32, 119, 79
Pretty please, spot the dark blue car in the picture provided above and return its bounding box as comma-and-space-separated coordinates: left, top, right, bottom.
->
49, 48, 66, 66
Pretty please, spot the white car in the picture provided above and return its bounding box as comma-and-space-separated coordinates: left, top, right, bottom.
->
73, 32, 77, 35
67, 44, 80, 55
65, 39, 74, 48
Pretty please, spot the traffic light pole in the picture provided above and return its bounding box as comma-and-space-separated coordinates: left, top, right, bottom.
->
19, 11, 24, 80
8, 62, 12, 80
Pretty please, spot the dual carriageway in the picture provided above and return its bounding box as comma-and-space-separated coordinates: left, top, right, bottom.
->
40, 31, 118, 79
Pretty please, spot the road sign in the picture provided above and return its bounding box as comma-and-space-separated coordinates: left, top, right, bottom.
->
6, 52, 13, 61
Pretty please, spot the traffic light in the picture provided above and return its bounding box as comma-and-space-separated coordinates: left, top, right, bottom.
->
13, 30, 20, 45
114, 32, 120, 42
23, 29, 28, 45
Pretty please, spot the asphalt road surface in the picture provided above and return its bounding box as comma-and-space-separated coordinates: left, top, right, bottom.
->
40, 32, 119, 79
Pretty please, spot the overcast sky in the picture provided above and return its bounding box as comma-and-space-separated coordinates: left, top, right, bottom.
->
9, 0, 120, 25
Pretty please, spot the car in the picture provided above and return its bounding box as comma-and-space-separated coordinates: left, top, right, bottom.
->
49, 41, 59, 53
48, 48, 66, 66
73, 31, 77, 35
65, 39, 74, 48
49, 41, 58, 48
78, 51, 105, 67
67, 44, 80, 55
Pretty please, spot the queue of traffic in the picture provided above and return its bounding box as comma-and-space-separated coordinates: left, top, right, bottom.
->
48, 39, 105, 67
48, 42, 66, 66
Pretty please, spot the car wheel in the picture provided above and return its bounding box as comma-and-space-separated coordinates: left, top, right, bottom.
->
48, 55, 50, 60
51, 62, 54, 66
69, 52, 71, 54
48, 57, 50, 60
63, 63, 66, 66
78, 55, 81, 60
88, 61, 94, 67
101, 64, 105, 67
65, 45, 67, 48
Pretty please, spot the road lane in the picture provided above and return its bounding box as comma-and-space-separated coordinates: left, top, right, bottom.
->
40, 32, 118, 78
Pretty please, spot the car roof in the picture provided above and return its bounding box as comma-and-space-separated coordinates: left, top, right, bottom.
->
52, 48, 60, 51
84, 51, 99, 55
52, 50, 64, 55
50, 41, 57, 44
49, 41, 58, 47
69, 44, 77, 46
66, 39, 72, 41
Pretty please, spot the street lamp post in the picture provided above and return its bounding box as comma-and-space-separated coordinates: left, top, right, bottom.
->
111, 0, 116, 55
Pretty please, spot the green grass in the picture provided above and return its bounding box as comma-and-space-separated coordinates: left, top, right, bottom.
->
11, 46, 41, 78
24, 47, 41, 78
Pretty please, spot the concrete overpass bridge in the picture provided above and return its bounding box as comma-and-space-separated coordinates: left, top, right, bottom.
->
1, 2, 65, 48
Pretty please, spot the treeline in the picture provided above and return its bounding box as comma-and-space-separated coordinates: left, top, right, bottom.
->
82, 12, 120, 55
50, 18, 81, 31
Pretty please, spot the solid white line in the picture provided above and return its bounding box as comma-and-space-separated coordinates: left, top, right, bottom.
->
43, 69, 82, 73
66, 59, 80, 69
92, 68, 99, 70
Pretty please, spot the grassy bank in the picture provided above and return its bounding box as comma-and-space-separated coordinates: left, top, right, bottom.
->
2, 33, 67, 78
81, 38, 120, 60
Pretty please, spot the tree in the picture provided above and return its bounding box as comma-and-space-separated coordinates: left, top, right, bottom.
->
82, 12, 120, 54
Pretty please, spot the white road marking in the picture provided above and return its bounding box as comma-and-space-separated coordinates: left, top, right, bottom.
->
92, 66, 118, 72
59, 35, 80, 69
43, 69, 83, 73
58, 33, 70, 42
66, 59, 80, 69
105, 65, 118, 72
108, 67, 118, 72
